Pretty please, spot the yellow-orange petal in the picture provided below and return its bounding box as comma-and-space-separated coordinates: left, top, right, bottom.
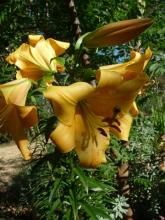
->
96, 70, 123, 88
97, 49, 152, 83
8, 42, 56, 78
16, 70, 43, 81
44, 82, 95, 126
144, 47, 152, 68
17, 70, 43, 81
75, 108, 109, 168
110, 113, 133, 141
28, 35, 44, 47
3, 107, 32, 160
16, 71, 23, 79
15, 43, 53, 72
88, 75, 145, 120
129, 102, 139, 117
50, 122, 75, 153
16, 139, 32, 160
6, 45, 22, 64
32, 39, 57, 71
16, 105, 38, 128
0, 93, 6, 110
88, 49, 151, 119
47, 38, 70, 56
0, 78, 31, 106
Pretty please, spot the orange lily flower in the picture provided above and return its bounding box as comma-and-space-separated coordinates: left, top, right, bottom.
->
6, 35, 70, 81
44, 48, 152, 168
0, 79, 38, 160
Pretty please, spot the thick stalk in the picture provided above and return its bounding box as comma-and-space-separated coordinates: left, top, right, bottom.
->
67, 0, 82, 41
67, 0, 90, 65
117, 141, 134, 220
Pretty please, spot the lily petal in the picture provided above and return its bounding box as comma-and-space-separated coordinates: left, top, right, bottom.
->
44, 48, 152, 167
47, 38, 70, 56
0, 106, 32, 160
16, 105, 38, 128
87, 48, 152, 118
0, 78, 31, 105
129, 102, 139, 117
28, 35, 44, 47
50, 122, 75, 153
110, 113, 133, 141
0, 79, 38, 160
6, 35, 70, 81
14, 43, 55, 74
49, 103, 109, 168
44, 82, 95, 126
75, 107, 109, 168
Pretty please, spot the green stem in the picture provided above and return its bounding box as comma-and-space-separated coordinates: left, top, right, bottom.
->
74, 44, 83, 68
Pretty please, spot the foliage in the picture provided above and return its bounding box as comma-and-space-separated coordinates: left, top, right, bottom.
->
0, 0, 165, 220
26, 150, 117, 219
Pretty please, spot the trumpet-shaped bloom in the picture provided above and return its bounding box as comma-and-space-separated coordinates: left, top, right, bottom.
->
44, 48, 152, 167
6, 35, 70, 80
0, 79, 38, 160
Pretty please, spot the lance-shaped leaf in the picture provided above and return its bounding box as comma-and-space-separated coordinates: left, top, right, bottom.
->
6, 35, 70, 81
83, 18, 153, 48
0, 79, 38, 160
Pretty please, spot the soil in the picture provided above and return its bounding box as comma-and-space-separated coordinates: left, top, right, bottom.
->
0, 142, 33, 219
0, 142, 28, 193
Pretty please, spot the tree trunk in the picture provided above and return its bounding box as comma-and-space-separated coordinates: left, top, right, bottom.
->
118, 162, 133, 220
67, 0, 90, 65
117, 142, 134, 220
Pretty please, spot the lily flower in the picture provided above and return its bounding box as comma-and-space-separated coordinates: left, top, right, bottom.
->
83, 18, 153, 48
44, 48, 152, 168
6, 35, 70, 81
0, 79, 38, 160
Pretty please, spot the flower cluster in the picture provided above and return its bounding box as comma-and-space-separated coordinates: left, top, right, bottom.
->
1, 19, 152, 167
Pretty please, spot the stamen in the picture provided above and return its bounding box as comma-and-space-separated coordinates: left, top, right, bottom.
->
110, 125, 121, 132
97, 128, 107, 137
114, 118, 120, 126
79, 101, 107, 148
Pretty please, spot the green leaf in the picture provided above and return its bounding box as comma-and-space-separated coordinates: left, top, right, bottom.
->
75, 32, 91, 50
54, 57, 65, 66
73, 166, 88, 193
87, 177, 116, 192
68, 189, 78, 220
149, 63, 159, 72
30, 95, 37, 105
65, 209, 72, 220
81, 201, 111, 220
91, 206, 112, 219
43, 73, 54, 83
47, 199, 61, 220
48, 178, 61, 203
81, 201, 99, 220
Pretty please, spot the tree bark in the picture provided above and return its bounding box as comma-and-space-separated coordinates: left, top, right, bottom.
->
118, 162, 134, 220
117, 142, 134, 220
67, 0, 90, 65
